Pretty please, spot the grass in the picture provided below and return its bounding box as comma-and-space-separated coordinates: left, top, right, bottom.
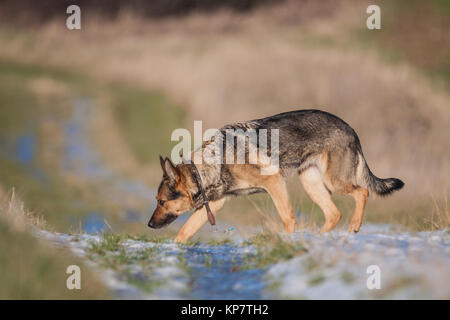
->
373, 275, 418, 299
125, 233, 173, 243
340, 271, 356, 284
86, 232, 190, 294
87, 233, 159, 267
243, 232, 308, 269
0, 188, 108, 299
110, 84, 185, 164
0, 157, 108, 231
0, 71, 37, 135
0, 220, 107, 299
88, 233, 125, 256
204, 255, 213, 268
308, 274, 325, 286
207, 238, 233, 245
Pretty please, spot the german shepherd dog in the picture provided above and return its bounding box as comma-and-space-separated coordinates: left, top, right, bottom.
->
148, 110, 404, 243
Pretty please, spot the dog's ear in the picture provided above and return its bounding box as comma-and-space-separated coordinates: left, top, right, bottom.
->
159, 155, 167, 175
164, 157, 179, 183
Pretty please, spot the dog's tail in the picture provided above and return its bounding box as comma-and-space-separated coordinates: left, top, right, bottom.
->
357, 152, 404, 196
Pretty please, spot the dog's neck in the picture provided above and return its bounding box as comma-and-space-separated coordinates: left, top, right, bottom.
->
180, 163, 224, 209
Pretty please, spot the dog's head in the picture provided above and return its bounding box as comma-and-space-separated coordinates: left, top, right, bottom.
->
148, 156, 194, 229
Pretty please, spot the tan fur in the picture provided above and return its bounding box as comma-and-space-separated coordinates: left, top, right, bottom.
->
348, 187, 369, 233
174, 198, 225, 243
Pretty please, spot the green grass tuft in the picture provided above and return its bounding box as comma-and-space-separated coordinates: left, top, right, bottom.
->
243, 232, 308, 269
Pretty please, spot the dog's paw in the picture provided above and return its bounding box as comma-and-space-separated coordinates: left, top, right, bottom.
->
173, 236, 183, 243
348, 223, 361, 233
174, 234, 188, 244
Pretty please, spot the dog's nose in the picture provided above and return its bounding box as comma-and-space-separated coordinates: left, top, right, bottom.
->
148, 219, 155, 228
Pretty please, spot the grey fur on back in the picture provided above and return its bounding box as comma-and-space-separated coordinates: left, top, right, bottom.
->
221, 109, 404, 196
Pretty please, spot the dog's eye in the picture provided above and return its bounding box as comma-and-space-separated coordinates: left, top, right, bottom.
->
158, 200, 166, 206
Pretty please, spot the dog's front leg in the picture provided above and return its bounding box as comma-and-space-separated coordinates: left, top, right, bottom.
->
174, 199, 225, 243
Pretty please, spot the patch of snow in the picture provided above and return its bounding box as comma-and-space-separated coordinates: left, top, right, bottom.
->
265, 225, 450, 299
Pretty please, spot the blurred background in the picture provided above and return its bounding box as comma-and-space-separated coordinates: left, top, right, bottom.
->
0, 0, 449, 298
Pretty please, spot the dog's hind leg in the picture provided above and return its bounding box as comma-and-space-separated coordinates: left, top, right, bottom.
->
261, 174, 296, 233
299, 167, 342, 233
347, 187, 368, 233
174, 198, 225, 243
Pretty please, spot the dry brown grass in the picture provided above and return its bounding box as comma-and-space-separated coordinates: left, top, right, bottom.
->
0, 187, 46, 231
429, 192, 450, 230
29, 76, 70, 98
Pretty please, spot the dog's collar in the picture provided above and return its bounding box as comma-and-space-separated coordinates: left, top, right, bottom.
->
189, 162, 216, 226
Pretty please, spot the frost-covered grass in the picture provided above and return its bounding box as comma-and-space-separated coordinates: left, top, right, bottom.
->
36, 230, 191, 299
32, 223, 449, 300
86, 234, 190, 296
264, 225, 450, 299
243, 232, 308, 269
35, 228, 265, 299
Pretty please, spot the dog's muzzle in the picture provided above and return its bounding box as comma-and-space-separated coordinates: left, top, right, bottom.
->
148, 213, 178, 229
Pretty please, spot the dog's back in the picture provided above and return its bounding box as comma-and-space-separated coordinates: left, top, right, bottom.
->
252, 110, 357, 170
223, 109, 403, 196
